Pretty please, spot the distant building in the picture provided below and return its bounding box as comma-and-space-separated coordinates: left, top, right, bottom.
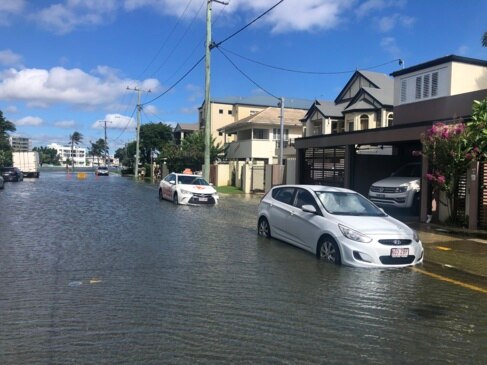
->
173, 123, 199, 145
48, 143, 87, 167
9, 136, 32, 152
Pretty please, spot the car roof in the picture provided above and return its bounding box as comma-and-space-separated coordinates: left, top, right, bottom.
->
271, 184, 356, 193
173, 173, 202, 178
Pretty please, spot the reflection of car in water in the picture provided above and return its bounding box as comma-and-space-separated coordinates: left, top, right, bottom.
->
368, 163, 421, 209
257, 184, 424, 268
158, 172, 219, 205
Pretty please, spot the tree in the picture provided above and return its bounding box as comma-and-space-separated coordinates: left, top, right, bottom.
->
420, 98, 487, 224
68, 131, 83, 169
88, 139, 107, 166
161, 131, 225, 173
115, 142, 136, 171
0, 110, 16, 166
139, 122, 173, 164
482, 31, 487, 47
33, 146, 61, 166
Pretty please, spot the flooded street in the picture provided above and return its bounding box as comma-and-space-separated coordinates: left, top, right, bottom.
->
0, 170, 486, 364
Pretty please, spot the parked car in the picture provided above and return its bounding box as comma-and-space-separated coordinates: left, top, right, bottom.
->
257, 184, 424, 268
368, 162, 421, 209
95, 166, 109, 176
0, 176, 4, 189
0, 167, 24, 182
158, 172, 219, 205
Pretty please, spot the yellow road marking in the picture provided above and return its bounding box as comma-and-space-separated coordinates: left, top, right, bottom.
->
412, 267, 487, 294
433, 246, 452, 251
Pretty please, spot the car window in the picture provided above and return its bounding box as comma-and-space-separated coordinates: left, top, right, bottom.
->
272, 187, 295, 205
191, 178, 209, 186
294, 189, 317, 210
392, 164, 421, 177
178, 175, 198, 184
164, 174, 175, 183
316, 191, 386, 216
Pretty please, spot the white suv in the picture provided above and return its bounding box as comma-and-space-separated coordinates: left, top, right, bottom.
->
368, 163, 421, 209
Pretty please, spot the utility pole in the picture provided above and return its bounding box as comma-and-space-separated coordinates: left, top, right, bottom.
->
204, 0, 228, 182
279, 97, 284, 166
126, 86, 151, 179
103, 120, 111, 168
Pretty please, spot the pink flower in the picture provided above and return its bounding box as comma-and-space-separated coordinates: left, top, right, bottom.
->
474, 146, 480, 154
466, 153, 473, 160
441, 129, 450, 139
426, 173, 435, 181
437, 175, 446, 185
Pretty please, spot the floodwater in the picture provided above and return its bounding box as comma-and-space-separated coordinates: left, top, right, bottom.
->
0, 170, 486, 364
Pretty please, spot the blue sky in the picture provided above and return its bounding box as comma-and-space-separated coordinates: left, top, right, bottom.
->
0, 0, 486, 151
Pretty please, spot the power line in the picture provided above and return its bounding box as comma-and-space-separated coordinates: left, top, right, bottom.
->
218, 46, 403, 75
216, 46, 279, 100
142, 55, 205, 106
212, 0, 285, 49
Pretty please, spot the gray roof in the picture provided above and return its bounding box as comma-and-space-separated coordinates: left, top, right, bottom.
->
363, 87, 393, 105
174, 123, 199, 132
314, 100, 346, 118
359, 70, 394, 90
218, 107, 306, 133
204, 95, 313, 110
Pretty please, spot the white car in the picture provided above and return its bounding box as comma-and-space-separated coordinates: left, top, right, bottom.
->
158, 172, 219, 205
368, 163, 421, 209
95, 166, 109, 176
257, 185, 424, 268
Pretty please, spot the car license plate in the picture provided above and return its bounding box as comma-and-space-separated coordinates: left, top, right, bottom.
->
391, 248, 409, 258
199, 197, 208, 202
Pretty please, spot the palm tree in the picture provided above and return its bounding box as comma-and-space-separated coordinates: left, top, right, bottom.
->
69, 131, 83, 170
483, 31, 487, 47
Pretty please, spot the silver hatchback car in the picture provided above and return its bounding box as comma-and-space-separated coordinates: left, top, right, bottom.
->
257, 185, 424, 268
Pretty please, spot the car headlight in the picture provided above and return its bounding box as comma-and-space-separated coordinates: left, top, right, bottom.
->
394, 185, 408, 193
339, 224, 372, 243
180, 189, 192, 195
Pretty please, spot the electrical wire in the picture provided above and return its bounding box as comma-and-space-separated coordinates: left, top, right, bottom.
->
142, 54, 205, 106
218, 46, 403, 75
216, 46, 279, 100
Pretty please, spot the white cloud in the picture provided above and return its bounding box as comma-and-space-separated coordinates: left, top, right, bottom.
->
380, 36, 401, 58
0, 0, 25, 26
355, 0, 407, 18
378, 14, 416, 32
15, 116, 43, 126
0, 49, 23, 67
143, 104, 159, 115
34, 0, 118, 34
0, 66, 160, 109
54, 120, 77, 128
5, 105, 18, 113
92, 114, 136, 130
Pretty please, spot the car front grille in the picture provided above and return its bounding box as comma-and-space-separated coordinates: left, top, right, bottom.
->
370, 186, 400, 193
379, 256, 415, 265
378, 239, 412, 246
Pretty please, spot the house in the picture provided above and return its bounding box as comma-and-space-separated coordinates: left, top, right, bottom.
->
48, 143, 87, 167
295, 54, 487, 228
173, 123, 199, 145
198, 95, 312, 146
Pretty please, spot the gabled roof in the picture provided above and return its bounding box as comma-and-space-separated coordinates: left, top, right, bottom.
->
343, 87, 393, 112
200, 95, 313, 110
391, 55, 487, 77
335, 70, 393, 104
174, 123, 199, 132
302, 99, 345, 121
218, 107, 306, 133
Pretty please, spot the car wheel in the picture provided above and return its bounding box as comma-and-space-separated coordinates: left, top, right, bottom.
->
173, 192, 179, 205
158, 189, 163, 201
257, 217, 271, 238
317, 236, 341, 265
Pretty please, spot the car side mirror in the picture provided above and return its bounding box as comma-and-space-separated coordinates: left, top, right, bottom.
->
169, 180, 176, 185
301, 204, 317, 214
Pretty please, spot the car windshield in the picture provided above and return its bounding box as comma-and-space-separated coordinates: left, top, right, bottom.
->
315, 191, 386, 216
392, 164, 421, 177
178, 175, 209, 185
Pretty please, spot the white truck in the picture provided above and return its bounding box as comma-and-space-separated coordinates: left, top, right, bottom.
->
13, 151, 40, 178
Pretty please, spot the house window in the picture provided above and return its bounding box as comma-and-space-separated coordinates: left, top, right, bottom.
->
415, 76, 422, 99
360, 115, 369, 130
423, 74, 430, 98
219, 109, 223, 114
253, 129, 268, 140
331, 121, 344, 134
387, 113, 394, 126
312, 119, 322, 135
228, 110, 232, 115
400, 80, 407, 103
431, 72, 438, 96
348, 121, 354, 131
272, 128, 289, 141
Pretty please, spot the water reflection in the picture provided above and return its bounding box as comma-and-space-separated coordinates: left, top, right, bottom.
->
0, 171, 485, 364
